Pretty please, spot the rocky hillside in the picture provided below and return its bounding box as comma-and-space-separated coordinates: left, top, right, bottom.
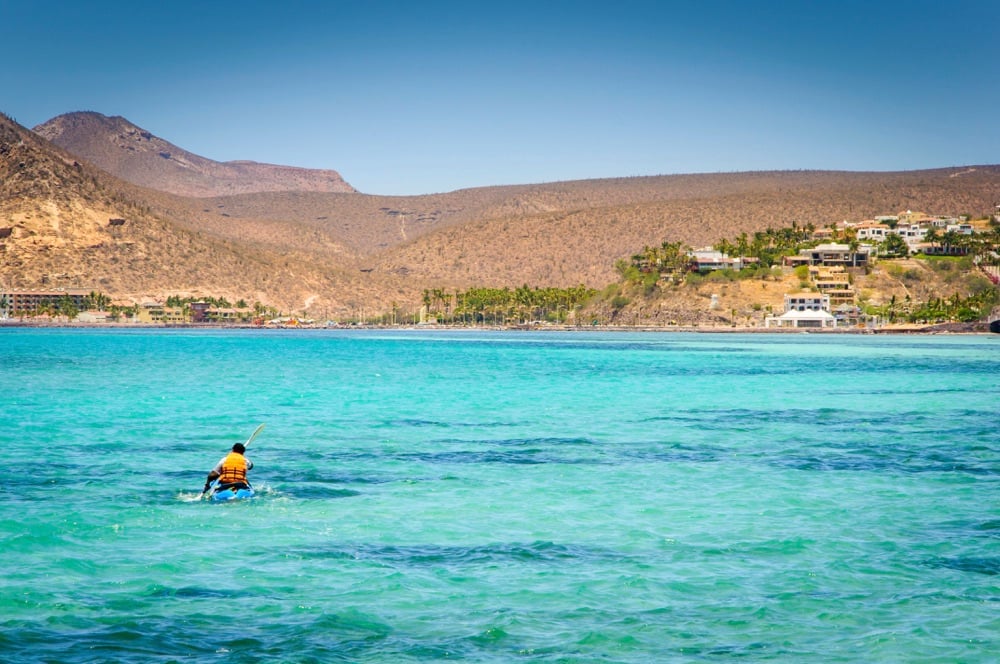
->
0, 113, 380, 314
34, 112, 356, 197
5, 110, 1000, 320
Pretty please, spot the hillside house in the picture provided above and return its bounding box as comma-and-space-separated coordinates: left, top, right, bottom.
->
788, 243, 869, 267
889, 223, 927, 251
931, 217, 961, 228
945, 222, 974, 235
688, 249, 757, 271
922, 244, 970, 256
810, 267, 855, 307
898, 210, 932, 225
854, 222, 890, 242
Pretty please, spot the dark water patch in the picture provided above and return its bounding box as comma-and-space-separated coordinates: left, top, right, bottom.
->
0, 470, 98, 502
147, 584, 256, 600
624, 444, 722, 464
285, 485, 362, 500
382, 418, 518, 430
702, 537, 814, 558
929, 519, 1000, 540
291, 540, 620, 568
397, 435, 597, 450
773, 447, 999, 476
925, 556, 1000, 576
827, 386, 973, 396
679, 641, 776, 658
385, 418, 455, 429
494, 436, 597, 446
643, 407, 855, 428
398, 449, 606, 466
641, 355, 1000, 380
0, 618, 205, 662
973, 520, 1000, 534
273, 469, 398, 486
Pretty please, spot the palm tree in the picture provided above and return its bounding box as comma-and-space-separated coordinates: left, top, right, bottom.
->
923, 227, 939, 252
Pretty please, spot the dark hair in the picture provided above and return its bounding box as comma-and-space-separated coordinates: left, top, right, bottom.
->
232, 443, 246, 454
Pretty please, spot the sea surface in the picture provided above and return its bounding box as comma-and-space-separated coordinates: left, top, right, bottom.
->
1, 328, 997, 662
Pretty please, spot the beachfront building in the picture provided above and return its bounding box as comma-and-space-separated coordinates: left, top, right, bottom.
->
75, 310, 114, 323
204, 307, 254, 323
136, 301, 188, 324
764, 293, 837, 329
0, 288, 92, 317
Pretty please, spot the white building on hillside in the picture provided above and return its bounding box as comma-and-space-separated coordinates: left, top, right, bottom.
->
764, 294, 837, 329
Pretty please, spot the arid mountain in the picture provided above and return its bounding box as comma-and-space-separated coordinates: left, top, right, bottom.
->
0, 112, 384, 314
146, 168, 1000, 283
6, 110, 1000, 320
34, 112, 356, 197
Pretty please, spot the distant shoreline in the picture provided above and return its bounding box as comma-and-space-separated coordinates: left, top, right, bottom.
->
1, 319, 991, 335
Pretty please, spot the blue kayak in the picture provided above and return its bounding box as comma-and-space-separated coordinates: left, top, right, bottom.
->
205, 481, 254, 501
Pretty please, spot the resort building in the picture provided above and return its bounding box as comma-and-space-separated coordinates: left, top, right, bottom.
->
136, 301, 188, 324
0, 288, 92, 317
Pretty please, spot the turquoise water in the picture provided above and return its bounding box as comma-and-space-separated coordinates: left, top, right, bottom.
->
1, 329, 997, 662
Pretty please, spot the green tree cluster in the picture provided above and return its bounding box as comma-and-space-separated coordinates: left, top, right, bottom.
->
623, 240, 691, 284
714, 222, 816, 267
422, 285, 596, 325
865, 288, 998, 324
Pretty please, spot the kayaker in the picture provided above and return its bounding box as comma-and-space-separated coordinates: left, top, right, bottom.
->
202, 442, 254, 494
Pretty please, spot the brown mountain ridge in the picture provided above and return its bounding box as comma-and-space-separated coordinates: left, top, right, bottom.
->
4, 110, 1000, 319
34, 112, 356, 198
1, 112, 380, 313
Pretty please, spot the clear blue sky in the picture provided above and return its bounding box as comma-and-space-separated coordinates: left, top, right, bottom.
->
3, 0, 998, 195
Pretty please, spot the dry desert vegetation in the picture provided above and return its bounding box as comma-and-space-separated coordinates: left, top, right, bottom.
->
3, 111, 998, 325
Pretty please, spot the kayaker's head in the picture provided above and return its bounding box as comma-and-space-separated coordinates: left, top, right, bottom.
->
232, 443, 246, 454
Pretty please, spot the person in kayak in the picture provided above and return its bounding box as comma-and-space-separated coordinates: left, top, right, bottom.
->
202, 442, 254, 494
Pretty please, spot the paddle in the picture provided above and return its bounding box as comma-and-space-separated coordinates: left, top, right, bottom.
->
202, 424, 265, 498
242, 423, 266, 449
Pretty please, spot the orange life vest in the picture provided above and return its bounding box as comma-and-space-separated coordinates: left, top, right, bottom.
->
218, 452, 248, 484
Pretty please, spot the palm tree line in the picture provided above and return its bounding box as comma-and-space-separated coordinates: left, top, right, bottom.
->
421, 285, 597, 325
